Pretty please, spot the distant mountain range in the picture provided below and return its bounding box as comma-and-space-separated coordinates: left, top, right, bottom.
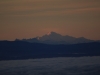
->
0, 32, 100, 60
20, 31, 94, 44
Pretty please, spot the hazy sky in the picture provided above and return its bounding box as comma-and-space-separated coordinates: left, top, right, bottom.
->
0, 0, 100, 40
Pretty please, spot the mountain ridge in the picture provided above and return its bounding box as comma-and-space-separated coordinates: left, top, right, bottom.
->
0, 41, 100, 60
21, 31, 94, 44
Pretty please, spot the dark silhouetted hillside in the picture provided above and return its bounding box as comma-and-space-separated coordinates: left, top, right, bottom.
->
0, 41, 100, 60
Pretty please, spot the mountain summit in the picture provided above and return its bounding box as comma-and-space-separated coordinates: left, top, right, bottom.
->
21, 31, 94, 44
39, 32, 62, 41
47, 31, 61, 35
46, 32, 58, 35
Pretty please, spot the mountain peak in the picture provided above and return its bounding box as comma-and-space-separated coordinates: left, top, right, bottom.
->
46, 31, 62, 37
47, 31, 57, 35
21, 32, 94, 44
47, 32, 51, 35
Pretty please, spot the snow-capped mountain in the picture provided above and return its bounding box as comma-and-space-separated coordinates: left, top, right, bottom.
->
21, 32, 94, 44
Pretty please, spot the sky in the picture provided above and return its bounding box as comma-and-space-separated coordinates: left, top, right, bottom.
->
0, 0, 100, 40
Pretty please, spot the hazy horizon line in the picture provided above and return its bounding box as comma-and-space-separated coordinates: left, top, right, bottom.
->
0, 31, 99, 41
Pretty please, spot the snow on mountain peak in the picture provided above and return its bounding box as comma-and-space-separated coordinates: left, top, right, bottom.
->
46, 31, 61, 36
47, 32, 51, 35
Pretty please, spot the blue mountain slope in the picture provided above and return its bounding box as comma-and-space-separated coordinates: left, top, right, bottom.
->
22, 32, 94, 44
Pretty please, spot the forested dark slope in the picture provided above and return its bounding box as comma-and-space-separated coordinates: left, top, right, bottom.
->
0, 41, 100, 60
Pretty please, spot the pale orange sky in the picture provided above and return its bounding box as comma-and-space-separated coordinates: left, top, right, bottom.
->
0, 0, 100, 40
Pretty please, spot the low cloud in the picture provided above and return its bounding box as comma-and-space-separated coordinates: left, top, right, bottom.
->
0, 56, 100, 75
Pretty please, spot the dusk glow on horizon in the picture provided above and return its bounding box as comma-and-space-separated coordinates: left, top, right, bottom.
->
0, 0, 100, 40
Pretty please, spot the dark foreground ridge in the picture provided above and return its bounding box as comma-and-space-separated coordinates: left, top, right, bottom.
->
0, 41, 100, 60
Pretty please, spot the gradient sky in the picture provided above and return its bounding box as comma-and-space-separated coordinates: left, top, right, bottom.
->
0, 0, 100, 40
